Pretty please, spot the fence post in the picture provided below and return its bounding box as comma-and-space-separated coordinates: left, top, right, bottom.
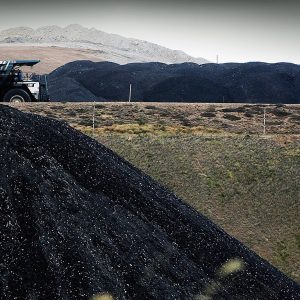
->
92, 101, 95, 137
263, 107, 266, 135
129, 83, 132, 102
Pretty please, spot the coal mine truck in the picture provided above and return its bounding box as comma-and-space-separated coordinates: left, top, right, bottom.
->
0, 60, 49, 102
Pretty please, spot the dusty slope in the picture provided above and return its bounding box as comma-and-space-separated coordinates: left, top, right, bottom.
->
0, 105, 299, 299
0, 46, 105, 73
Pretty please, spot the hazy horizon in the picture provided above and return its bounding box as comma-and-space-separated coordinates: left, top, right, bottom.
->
0, 0, 299, 64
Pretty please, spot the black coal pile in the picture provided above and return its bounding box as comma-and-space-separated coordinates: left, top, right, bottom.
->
0, 105, 299, 300
48, 61, 300, 103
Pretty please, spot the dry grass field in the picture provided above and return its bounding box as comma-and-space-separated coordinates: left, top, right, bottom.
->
6, 102, 300, 283
8, 102, 300, 134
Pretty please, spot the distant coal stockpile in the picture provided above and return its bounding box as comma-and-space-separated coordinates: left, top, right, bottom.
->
48, 61, 300, 103
0, 105, 300, 299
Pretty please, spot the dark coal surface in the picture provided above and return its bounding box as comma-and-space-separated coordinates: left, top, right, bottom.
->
48, 61, 300, 103
0, 105, 299, 299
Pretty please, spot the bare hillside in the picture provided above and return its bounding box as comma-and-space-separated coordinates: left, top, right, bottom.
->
0, 46, 105, 73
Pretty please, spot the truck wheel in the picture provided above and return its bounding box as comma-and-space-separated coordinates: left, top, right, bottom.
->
3, 89, 31, 103
39, 85, 50, 102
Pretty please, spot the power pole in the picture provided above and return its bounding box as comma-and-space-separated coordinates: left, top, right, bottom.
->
216, 55, 219, 64
129, 83, 132, 102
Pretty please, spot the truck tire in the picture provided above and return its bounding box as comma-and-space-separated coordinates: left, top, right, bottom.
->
39, 85, 50, 102
3, 89, 32, 103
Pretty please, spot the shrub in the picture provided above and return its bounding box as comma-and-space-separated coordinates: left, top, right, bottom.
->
206, 105, 216, 112
75, 108, 87, 113
266, 121, 283, 126
104, 120, 114, 126
201, 112, 216, 118
221, 107, 245, 113
145, 105, 157, 110
271, 109, 292, 117
223, 114, 241, 121
181, 119, 192, 127
78, 119, 93, 126
289, 115, 300, 123
95, 104, 106, 109
50, 106, 62, 110
137, 117, 147, 126
65, 111, 77, 117
244, 112, 253, 118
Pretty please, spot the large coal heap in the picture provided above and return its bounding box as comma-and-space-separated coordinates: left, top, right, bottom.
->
48, 61, 300, 103
0, 105, 299, 299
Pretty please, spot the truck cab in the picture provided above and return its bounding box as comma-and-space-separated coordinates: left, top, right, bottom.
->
0, 60, 49, 102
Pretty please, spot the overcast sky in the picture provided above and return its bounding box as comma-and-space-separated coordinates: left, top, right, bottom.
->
0, 0, 299, 64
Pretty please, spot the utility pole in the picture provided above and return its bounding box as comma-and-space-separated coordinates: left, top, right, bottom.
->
129, 83, 132, 102
216, 55, 219, 64
263, 107, 266, 135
